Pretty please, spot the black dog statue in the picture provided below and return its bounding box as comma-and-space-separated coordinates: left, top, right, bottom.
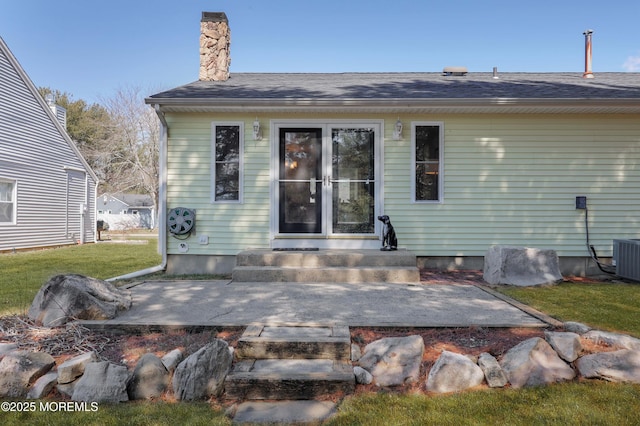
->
378, 215, 397, 251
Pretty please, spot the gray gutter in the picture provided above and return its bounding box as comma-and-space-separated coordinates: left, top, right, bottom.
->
145, 97, 640, 114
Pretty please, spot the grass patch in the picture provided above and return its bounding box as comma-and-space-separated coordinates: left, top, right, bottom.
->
1, 401, 230, 426
329, 382, 640, 425
0, 239, 161, 316
498, 282, 640, 337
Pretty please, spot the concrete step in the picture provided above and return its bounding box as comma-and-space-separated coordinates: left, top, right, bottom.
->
225, 359, 355, 400
232, 265, 420, 283
236, 248, 418, 268
235, 325, 351, 361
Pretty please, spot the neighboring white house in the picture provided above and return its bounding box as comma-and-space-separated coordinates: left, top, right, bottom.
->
0, 36, 98, 252
146, 12, 640, 275
98, 193, 156, 230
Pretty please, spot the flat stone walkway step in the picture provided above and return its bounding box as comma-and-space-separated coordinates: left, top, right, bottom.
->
225, 359, 354, 400
233, 400, 337, 424
236, 325, 351, 361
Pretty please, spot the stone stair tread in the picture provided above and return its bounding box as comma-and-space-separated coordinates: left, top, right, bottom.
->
227, 324, 355, 401
229, 359, 353, 377
235, 325, 351, 360
233, 400, 337, 424
225, 359, 355, 400
260, 325, 333, 338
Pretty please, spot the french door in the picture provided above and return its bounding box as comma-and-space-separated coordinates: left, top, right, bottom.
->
276, 123, 380, 239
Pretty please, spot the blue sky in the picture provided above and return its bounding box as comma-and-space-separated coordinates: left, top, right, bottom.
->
1, 1, 639, 104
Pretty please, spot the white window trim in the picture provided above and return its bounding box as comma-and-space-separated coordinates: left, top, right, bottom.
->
0, 177, 17, 225
411, 121, 444, 203
211, 121, 244, 204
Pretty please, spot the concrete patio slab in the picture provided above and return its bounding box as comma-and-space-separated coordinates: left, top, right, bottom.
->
81, 280, 551, 329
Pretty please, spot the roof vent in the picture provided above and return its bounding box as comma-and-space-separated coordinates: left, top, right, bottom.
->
442, 66, 468, 76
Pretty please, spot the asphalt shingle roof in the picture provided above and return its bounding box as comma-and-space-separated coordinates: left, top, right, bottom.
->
149, 72, 640, 100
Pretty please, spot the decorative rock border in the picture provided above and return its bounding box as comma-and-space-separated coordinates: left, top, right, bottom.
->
1, 323, 639, 404
352, 323, 640, 392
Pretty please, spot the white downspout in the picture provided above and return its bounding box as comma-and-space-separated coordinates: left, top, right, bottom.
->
107, 105, 168, 281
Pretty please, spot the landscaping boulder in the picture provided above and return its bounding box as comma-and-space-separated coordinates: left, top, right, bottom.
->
72, 361, 129, 403
500, 337, 575, 388
0, 350, 55, 397
161, 348, 184, 373
582, 330, 640, 350
127, 353, 170, 400
57, 351, 97, 384
358, 335, 424, 387
483, 245, 563, 286
0, 342, 18, 359
28, 274, 132, 327
564, 321, 591, 335
353, 366, 373, 384
426, 350, 485, 393
27, 371, 58, 399
545, 331, 583, 362
172, 339, 233, 401
477, 352, 508, 388
576, 350, 640, 383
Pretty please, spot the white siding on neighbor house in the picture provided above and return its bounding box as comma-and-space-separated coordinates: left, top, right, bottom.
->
164, 112, 640, 258
0, 41, 96, 251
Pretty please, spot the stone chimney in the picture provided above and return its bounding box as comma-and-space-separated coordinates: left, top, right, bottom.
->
200, 12, 231, 81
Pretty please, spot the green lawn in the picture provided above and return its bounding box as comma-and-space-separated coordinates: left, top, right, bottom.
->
328, 382, 640, 426
498, 281, 640, 337
0, 238, 161, 315
2, 244, 640, 425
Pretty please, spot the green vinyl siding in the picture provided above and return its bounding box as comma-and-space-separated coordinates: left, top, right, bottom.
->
385, 114, 640, 258
164, 112, 640, 258
165, 113, 270, 255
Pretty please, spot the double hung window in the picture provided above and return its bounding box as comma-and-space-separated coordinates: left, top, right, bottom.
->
212, 123, 243, 203
0, 179, 16, 224
412, 122, 443, 202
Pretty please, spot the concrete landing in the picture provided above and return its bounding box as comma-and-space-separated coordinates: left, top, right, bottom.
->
82, 280, 550, 329
233, 249, 421, 283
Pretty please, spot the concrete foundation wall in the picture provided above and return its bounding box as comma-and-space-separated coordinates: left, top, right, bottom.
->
417, 256, 606, 277
167, 254, 607, 278
166, 254, 236, 276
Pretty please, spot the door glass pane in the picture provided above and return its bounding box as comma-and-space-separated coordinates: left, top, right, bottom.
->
279, 129, 322, 233
282, 181, 321, 226
332, 129, 374, 180
331, 128, 375, 234
332, 181, 374, 233
282, 131, 321, 180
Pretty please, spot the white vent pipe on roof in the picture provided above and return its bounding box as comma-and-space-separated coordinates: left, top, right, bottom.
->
583, 29, 594, 79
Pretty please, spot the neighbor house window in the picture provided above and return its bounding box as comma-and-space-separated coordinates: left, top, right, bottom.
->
412, 122, 443, 202
212, 122, 244, 202
0, 178, 16, 224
